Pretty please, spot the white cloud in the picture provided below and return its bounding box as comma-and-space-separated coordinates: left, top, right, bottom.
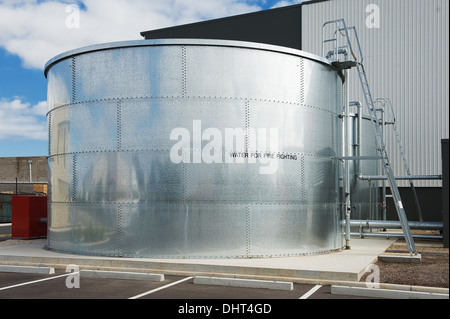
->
0, 98, 48, 140
0, 0, 302, 149
0, 0, 264, 70
270, 0, 302, 9
0, 0, 302, 143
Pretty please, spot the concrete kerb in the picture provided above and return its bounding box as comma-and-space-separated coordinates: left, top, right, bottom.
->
80, 269, 164, 281
0, 264, 55, 275
378, 253, 422, 263
331, 285, 449, 299
0, 262, 163, 282
193, 276, 294, 291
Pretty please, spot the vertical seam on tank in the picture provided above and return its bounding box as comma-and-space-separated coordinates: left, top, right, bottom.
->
300, 58, 304, 105
117, 203, 123, 257
245, 100, 250, 152
246, 205, 251, 256
334, 206, 338, 248
181, 45, 187, 97
72, 153, 77, 202
301, 155, 306, 202
117, 100, 122, 151
71, 57, 76, 104
331, 113, 335, 154
182, 162, 187, 202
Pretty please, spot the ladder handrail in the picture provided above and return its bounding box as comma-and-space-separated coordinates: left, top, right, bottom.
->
322, 19, 347, 61
357, 64, 417, 256
322, 20, 363, 64
346, 26, 364, 64
322, 19, 417, 255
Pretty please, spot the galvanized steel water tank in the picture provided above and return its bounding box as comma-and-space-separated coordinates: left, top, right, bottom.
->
45, 39, 344, 258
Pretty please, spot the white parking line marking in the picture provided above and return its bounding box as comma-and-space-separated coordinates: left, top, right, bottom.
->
299, 285, 322, 299
129, 276, 193, 299
0, 272, 76, 291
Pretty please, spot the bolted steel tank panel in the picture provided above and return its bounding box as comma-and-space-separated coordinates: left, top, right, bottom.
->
45, 39, 344, 258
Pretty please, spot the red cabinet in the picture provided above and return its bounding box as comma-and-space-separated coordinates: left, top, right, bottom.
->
12, 196, 47, 239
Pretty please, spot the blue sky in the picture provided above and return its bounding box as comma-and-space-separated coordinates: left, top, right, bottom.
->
0, 0, 301, 158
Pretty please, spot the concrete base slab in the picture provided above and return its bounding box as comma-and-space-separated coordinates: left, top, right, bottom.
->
81, 269, 164, 281
194, 276, 293, 291
378, 253, 422, 263
0, 237, 405, 285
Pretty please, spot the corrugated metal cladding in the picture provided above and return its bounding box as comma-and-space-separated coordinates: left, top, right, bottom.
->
302, 0, 449, 187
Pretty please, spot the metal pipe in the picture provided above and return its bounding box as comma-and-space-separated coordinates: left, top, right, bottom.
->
357, 174, 442, 181
326, 48, 348, 60
0, 181, 47, 184
335, 156, 383, 160
349, 219, 443, 230
349, 101, 362, 176
343, 68, 351, 249
350, 232, 443, 240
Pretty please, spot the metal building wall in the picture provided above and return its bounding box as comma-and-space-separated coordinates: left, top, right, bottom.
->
302, 0, 449, 187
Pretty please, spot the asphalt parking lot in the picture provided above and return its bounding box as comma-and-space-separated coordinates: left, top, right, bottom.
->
0, 267, 376, 302
0, 222, 377, 302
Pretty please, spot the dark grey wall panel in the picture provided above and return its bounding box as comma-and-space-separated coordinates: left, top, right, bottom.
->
141, 5, 302, 50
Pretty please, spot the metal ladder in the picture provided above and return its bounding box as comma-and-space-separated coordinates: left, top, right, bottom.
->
376, 97, 424, 222
322, 19, 417, 255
